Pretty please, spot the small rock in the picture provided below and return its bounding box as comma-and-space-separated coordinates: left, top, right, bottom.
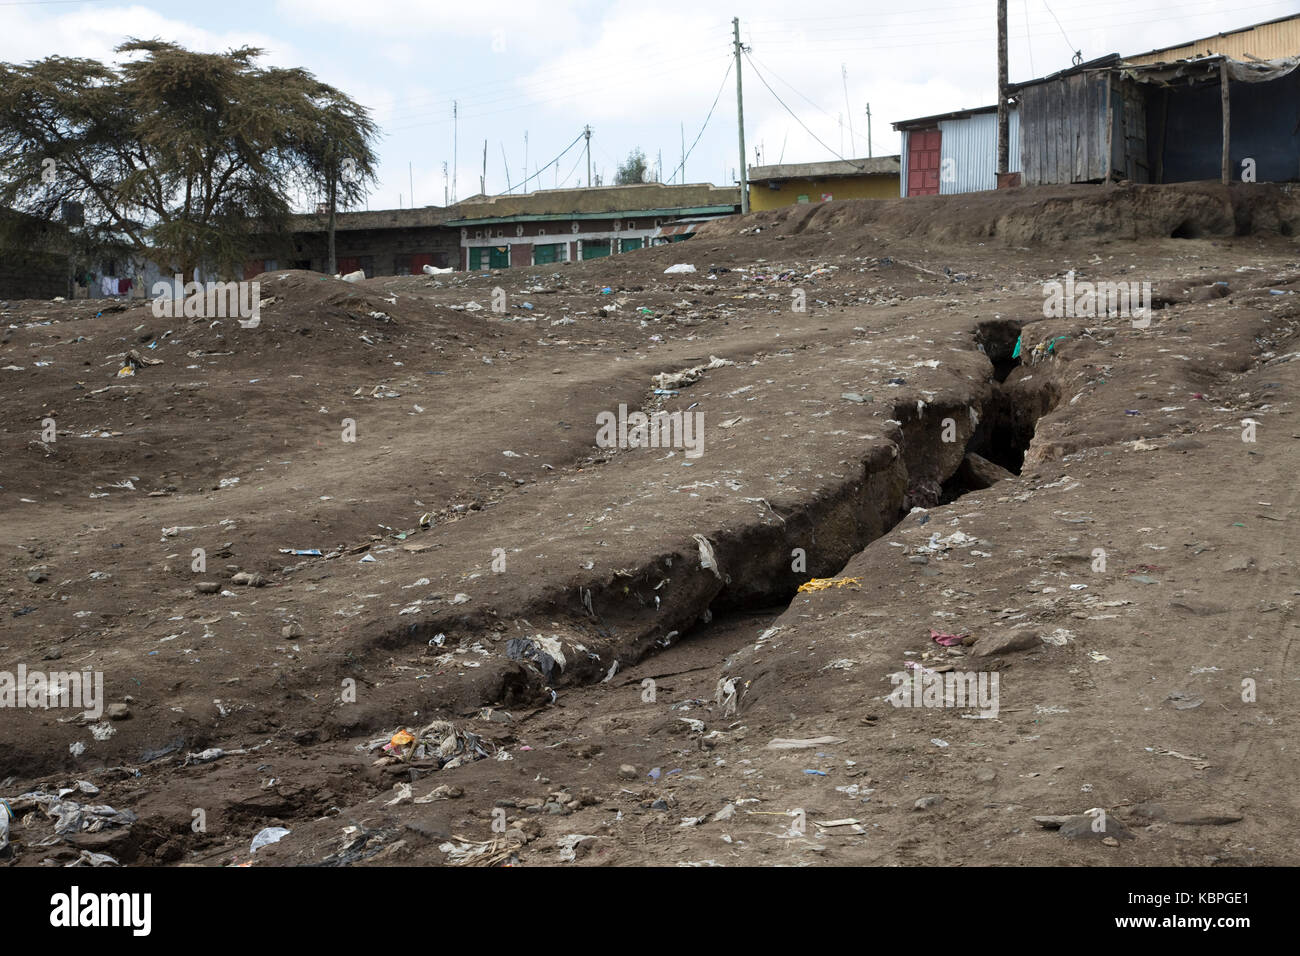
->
195, 582, 220, 594
231, 571, 266, 587
914, 794, 945, 810
26, 570, 48, 583
281, 621, 304, 639
1059, 813, 1134, 841
106, 702, 130, 721
973, 630, 1041, 656
618, 764, 638, 780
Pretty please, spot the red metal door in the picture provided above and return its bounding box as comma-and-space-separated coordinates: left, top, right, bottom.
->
410, 253, 434, 274
336, 257, 360, 275
907, 128, 941, 196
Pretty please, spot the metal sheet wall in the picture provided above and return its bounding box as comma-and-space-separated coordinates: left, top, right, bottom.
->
937, 110, 1021, 194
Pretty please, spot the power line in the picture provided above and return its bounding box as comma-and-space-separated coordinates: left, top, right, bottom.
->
742, 51, 869, 170
745, 53, 886, 155
1041, 0, 1081, 57
488, 129, 586, 197
664, 58, 733, 186
558, 142, 587, 188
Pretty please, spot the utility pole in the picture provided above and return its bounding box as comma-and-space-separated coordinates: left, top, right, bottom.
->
452, 101, 458, 203
733, 16, 749, 214
409, 161, 414, 206
680, 121, 686, 184
501, 143, 512, 193
865, 104, 873, 158
481, 139, 487, 195
523, 131, 528, 193
443, 161, 448, 206
584, 125, 592, 187
997, 0, 1009, 175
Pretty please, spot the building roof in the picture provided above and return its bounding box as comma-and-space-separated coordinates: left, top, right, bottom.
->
447, 205, 737, 227
892, 104, 1009, 130
1123, 13, 1300, 66
289, 182, 739, 233
1006, 54, 1122, 93
746, 156, 901, 180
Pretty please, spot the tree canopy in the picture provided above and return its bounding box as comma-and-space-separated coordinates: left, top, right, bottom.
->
614, 148, 650, 185
0, 39, 378, 278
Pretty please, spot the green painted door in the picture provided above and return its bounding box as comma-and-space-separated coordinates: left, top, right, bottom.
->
469, 247, 488, 270
619, 237, 643, 253
489, 246, 510, 269
582, 240, 610, 260
534, 242, 563, 264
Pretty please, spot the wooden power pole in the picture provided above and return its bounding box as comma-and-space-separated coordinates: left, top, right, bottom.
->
997, 0, 1009, 175
733, 17, 749, 214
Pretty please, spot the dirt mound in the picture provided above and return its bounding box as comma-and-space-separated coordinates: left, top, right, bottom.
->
697, 182, 1300, 246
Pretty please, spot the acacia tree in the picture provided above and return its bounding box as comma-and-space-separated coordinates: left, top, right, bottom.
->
0, 39, 378, 280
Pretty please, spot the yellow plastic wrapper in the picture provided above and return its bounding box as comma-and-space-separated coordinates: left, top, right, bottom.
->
796, 576, 862, 593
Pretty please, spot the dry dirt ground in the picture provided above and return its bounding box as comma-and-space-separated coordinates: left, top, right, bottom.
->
2, 182, 1299, 868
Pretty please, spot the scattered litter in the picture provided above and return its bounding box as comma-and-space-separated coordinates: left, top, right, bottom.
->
930, 629, 969, 647
766, 736, 846, 750
505, 635, 566, 681
652, 355, 734, 389
663, 263, 696, 274
250, 826, 291, 854
797, 576, 861, 593
693, 534, 723, 579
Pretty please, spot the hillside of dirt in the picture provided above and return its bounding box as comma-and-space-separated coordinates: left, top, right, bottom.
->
2, 181, 1297, 868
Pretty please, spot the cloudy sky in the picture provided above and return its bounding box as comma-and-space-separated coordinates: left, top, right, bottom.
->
2, 0, 1294, 210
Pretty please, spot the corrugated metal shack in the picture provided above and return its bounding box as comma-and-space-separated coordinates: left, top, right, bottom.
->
1012, 54, 1300, 186
893, 105, 1021, 196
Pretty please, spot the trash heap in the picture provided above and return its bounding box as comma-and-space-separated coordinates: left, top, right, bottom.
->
368, 720, 495, 771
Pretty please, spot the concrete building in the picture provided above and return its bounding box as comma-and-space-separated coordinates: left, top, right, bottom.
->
247, 182, 738, 276
447, 182, 737, 269
744, 157, 901, 210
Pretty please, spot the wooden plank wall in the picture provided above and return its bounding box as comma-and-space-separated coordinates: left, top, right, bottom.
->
1019, 73, 1114, 185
